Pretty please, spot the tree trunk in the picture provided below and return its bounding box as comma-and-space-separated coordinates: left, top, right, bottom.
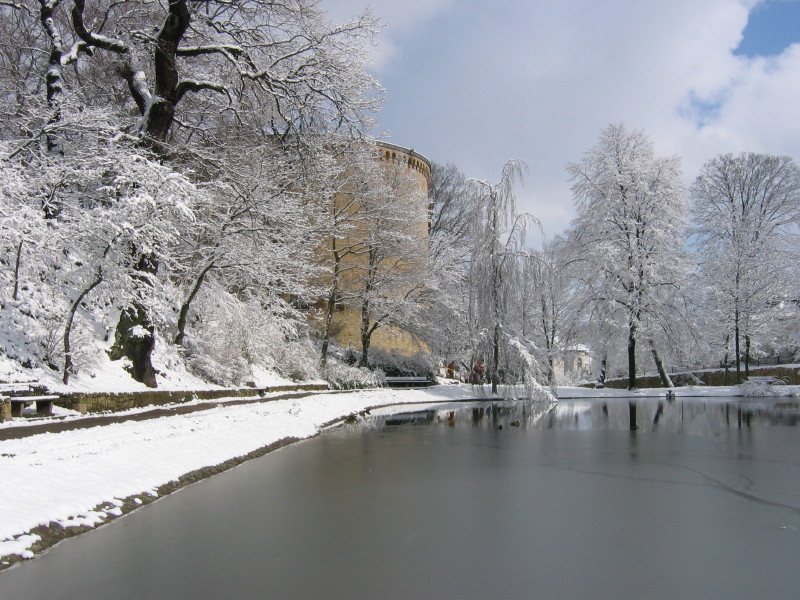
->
109, 303, 157, 387
491, 322, 500, 394
541, 295, 555, 386
597, 352, 607, 387
143, 0, 190, 150
174, 263, 214, 346
320, 247, 342, 369
63, 275, 103, 384
744, 334, 751, 378
319, 291, 336, 369
39, 0, 68, 156
109, 254, 159, 387
489, 192, 500, 394
12, 240, 23, 302
734, 311, 742, 384
358, 298, 371, 368
627, 319, 638, 391
648, 338, 673, 388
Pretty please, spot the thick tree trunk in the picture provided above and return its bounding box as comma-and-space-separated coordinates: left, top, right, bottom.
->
39, 0, 68, 156
143, 0, 190, 150
648, 338, 673, 388
109, 254, 159, 387
109, 303, 157, 387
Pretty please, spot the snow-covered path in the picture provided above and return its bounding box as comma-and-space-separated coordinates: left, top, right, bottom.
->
0, 385, 488, 565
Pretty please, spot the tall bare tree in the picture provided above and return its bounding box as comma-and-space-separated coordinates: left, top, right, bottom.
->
691, 153, 800, 381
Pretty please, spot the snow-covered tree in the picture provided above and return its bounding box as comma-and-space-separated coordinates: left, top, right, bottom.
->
172, 141, 319, 349
691, 152, 800, 381
0, 108, 195, 384
466, 160, 540, 393
415, 161, 474, 364
310, 141, 374, 368
510, 236, 580, 387
0, 0, 384, 385
309, 142, 430, 369
568, 124, 688, 390
351, 153, 429, 367
64, 0, 383, 151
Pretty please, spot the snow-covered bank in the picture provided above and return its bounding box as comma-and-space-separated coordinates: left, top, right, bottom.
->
0, 385, 492, 568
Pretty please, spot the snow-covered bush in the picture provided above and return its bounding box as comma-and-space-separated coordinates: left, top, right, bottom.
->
321, 358, 383, 390
181, 290, 272, 386
178, 284, 323, 386
274, 338, 320, 382
737, 379, 784, 397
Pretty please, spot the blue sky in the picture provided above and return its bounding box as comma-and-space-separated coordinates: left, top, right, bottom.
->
735, 0, 800, 56
321, 0, 800, 241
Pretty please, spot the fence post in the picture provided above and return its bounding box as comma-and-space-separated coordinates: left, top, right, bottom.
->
0, 398, 11, 422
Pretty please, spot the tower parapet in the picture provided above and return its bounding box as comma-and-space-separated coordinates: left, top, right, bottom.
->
376, 141, 431, 182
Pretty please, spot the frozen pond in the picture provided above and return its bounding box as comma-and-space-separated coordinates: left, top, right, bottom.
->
2, 396, 800, 599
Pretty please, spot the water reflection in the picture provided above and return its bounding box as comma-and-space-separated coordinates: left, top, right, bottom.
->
354, 397, 800, 436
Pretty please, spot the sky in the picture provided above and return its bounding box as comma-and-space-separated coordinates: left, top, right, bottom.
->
320, 0, 800, 243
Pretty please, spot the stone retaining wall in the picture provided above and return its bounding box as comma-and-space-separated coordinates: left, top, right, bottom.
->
55, 383, 329, 414
598, 366, 800, 389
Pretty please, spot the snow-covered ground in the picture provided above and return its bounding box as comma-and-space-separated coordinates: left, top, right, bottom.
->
2, 380, 797, 568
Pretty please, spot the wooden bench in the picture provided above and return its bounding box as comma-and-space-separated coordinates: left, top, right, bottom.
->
0, 383, 59, 419
384, 376, 433, 388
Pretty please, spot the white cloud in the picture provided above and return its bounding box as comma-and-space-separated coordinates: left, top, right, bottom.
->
321, 0, 800, 239
320, 0, 457, 69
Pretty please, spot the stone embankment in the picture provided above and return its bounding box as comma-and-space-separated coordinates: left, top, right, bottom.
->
56, 383, 329, 413
598, 365, 800, 389
0, 382, 329, 424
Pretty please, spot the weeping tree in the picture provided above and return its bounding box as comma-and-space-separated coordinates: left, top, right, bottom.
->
467, 160, 536, 394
